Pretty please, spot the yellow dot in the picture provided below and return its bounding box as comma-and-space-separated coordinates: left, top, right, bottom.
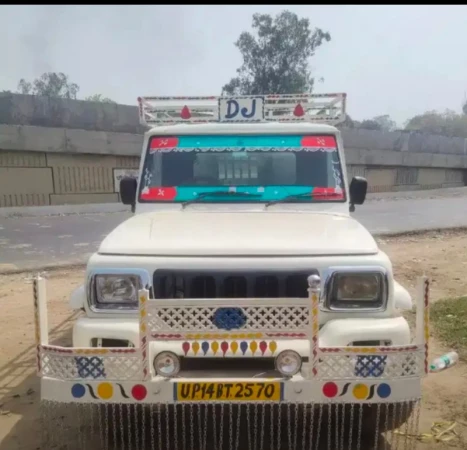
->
97, 382, 114, 400
353, 384, 368, 400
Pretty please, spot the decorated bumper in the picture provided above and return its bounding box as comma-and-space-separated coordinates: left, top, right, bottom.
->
34, 275, 430, 406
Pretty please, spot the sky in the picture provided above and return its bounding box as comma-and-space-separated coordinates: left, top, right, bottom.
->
2, 5, 467, 127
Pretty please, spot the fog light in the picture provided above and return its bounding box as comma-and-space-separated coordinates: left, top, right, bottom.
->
275, 350, 302, 376
153, 352, 180, 377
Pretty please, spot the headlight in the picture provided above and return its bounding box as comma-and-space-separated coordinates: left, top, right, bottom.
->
88, 270, 149, 311
275, 350, 302, 376
154, 352, 181, 377
324, 268, 387, 311
95, 274, 140, 305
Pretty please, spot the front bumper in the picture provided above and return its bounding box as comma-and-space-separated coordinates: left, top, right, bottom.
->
35, 276, 429, 406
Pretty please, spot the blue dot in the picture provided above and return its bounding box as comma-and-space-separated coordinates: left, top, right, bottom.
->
71, 383, 86, 399
377, 383, 391, 399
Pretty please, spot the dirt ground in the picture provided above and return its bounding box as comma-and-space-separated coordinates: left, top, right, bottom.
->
1, 230, 467, 449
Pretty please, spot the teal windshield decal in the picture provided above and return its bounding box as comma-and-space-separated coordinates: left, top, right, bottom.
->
141, 185, 315, 202
149, 134, 337, 151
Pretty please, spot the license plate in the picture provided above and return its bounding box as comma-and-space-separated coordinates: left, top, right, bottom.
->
174, 382, 283, 402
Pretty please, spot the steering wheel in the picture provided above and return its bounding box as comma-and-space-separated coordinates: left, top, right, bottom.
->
181, 176, 219, 186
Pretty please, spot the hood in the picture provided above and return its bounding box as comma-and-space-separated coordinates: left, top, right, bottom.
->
98, 211, 378, 257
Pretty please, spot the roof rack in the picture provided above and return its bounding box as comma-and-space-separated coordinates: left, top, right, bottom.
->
137, 93, 346, 127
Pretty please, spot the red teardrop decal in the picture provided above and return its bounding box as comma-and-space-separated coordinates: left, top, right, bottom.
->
180, 105, 191, 120
221, 341, 229, 356
182, 342, 190, 356
293, 104, 305, 117
259, 341, 268, 355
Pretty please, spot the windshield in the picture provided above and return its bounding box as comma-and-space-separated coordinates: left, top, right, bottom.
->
138, 134, 345, 203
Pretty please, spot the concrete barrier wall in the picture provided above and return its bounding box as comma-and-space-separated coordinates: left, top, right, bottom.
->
0, 123, 465, 207
0, 93, 145, 134
2, 93, 467, 155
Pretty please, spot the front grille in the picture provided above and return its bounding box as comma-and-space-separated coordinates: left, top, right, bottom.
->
153, 269, 318, 299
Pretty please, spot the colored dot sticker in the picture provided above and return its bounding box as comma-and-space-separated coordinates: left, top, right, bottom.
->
322, 382, 338, 398
71, 383, 85, 399
132, 384, 147, 401
353, 383, 369, 400
97, 382, 113, 400
377, 383, 391, 399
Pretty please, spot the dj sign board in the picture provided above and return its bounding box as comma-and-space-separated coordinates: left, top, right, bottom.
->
218, 96, 265, 122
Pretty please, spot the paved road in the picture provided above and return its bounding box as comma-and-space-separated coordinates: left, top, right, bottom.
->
1, 190, 467, 272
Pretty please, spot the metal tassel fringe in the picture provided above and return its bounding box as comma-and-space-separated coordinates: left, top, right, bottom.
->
40, 399, 421, 450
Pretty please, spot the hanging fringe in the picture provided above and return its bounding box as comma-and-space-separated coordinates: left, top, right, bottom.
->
41, 399, 422, 450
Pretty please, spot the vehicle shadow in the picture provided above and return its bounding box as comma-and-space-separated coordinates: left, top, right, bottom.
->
0, 310, 79, 450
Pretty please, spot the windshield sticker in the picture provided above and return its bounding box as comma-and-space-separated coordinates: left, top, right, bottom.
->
312, 186, 344, 200
141, 186, 178, 201
149, 135, 337, 154
140, 185, 343, 202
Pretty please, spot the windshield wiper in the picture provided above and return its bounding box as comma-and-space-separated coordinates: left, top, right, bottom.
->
265, 191, 343, 208
265, 193, 312, 208
182, 191, 261, 208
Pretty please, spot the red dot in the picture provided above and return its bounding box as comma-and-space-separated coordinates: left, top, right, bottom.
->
132, 384, 147, 401
323, 382, 338, 398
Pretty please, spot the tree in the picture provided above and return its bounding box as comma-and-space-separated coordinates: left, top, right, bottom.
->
405, 109, 467, 138
222, 10, 331, 96
17, 72, 79, 99
347, 114, 397, 132
85, 94, 116, 104
336, 114, 359, 129
372, 115, 397, 132
358, 119, 382, 131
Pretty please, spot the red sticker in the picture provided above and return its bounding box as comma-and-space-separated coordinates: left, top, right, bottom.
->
322, 382, 338, 398
140, 186, 177, 201
300, 136, 337, 150
131, 384, 147, 401
150, 137, 179, 152
312, 187, 344, 200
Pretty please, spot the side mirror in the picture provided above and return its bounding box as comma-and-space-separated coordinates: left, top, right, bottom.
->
120, 177, 137, 212
349, 176, 368, 212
